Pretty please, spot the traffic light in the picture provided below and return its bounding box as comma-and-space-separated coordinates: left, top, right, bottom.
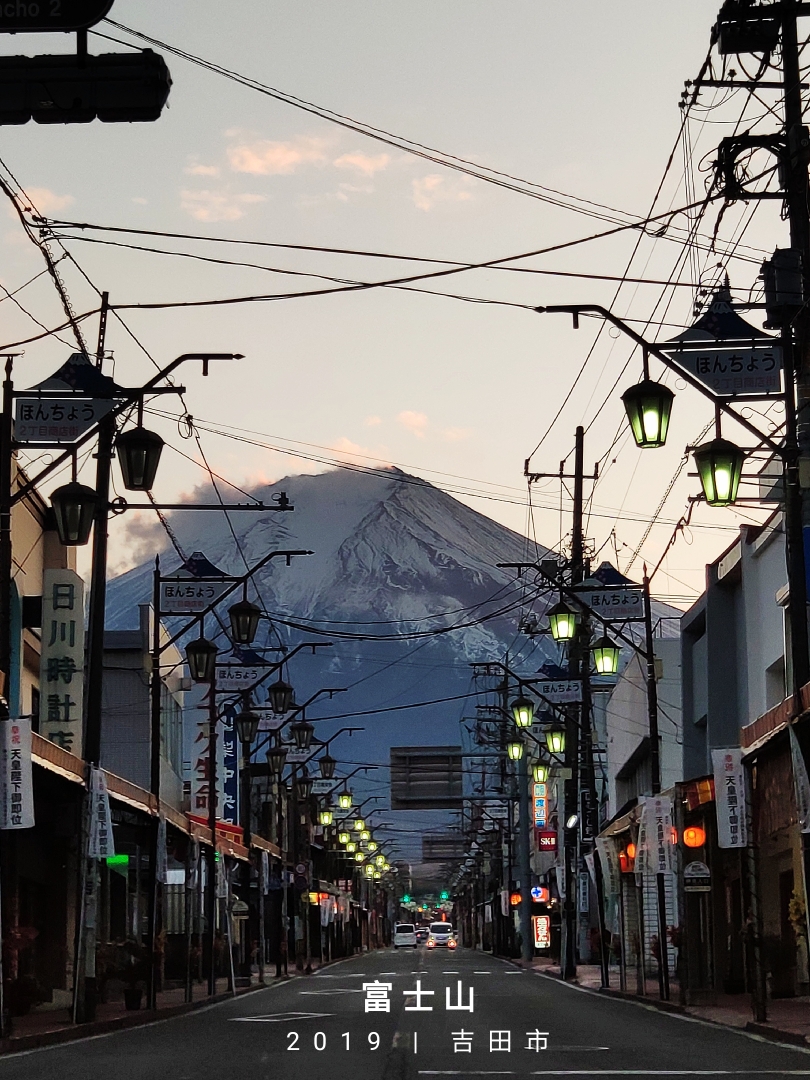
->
440, 890, 450, 901
402, 894, 411, 903
0, 50, 171, 125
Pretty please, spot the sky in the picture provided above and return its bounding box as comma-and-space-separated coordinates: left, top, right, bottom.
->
0, 0, 793, 604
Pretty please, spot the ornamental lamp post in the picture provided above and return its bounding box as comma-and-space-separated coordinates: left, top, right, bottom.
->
319, 753, 336, 780
228, 596, 262, 646
298, 773, 313, 800
511, 694, 534, 729
185, 635, 218, 684
533, 763, 549, 783
547, 601, 578, 642
319, 809, 333, 826
693, 437, 746, 507
266, 742, 287, 777
50, 481, 98, 546
353, 818, 365, 832
346, 841, 357, 853
621, 379, 674, 449
338, 791, 353, 810
291, 720, 314, 751
116, 425, 164, 491
507, 740, 524, 761
546, 727, 565, 756
591, 634, 621, 676
234, 705, 261, 746
354, 851, 364, 863
268, 676, 294, 715
338, 831, 350, 845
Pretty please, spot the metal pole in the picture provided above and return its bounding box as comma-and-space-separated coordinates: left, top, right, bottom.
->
258, 850, 266, 985
643, 570, 670, 1001
0, 357, 13, 1039
146, 556, 162, 1009
580, 637, 610, 987
517, 748, 532, 964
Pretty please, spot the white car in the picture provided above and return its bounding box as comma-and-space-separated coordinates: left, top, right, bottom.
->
393, 923, 418, 949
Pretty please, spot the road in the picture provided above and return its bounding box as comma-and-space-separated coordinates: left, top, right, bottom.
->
1, 947, 809, 1079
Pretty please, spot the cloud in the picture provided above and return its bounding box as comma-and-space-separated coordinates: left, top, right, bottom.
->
442, 427, 472, 442
397, 410, 428, 438
14, 187, 74, 216
364, 415, 382, 427
185, 163, 221, 177
332, 436, 391, 468
227, 136, 329, 176
334, 152, 390, 176
412, 174, 474, 212
180, 189, 267, 222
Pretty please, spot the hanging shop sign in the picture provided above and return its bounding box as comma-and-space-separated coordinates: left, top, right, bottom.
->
579, 586, 643, 621
39, 568, 85, 757
535, 679, 582, 703
683, 860, 712, 893
536, 828, 557, 853
532, 914, 551, 950
0, 718, 34, 829
711, 747, 748, 849
88, 767, 115, 859
219, 703, 239, 827
533, 782, 547, 827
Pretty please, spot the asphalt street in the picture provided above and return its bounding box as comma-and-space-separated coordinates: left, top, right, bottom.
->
1, 948, 809, 1080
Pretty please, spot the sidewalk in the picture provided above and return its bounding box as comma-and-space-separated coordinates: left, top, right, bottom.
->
0, 961, 330, 1053
530, 957, 810, 1046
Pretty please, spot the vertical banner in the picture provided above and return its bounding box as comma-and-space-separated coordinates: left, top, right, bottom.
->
788, 724, 810, 834
596, 836, 620, 897
0, 718, 34, 829
635, 799, 649, 881
649, 795, 675, 874
711, 748, 748, 849
39, 568, 85, 756
261, 850, 270, 895
156, 816, 168, 883
220, 703, 238, 827
88, 767, 115, 858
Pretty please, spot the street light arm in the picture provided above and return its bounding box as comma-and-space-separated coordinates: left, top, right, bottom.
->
251, 684, 346, 759
537, 304, 784, 455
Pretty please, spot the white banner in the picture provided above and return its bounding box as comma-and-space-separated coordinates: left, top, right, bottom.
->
789, 724, 810, 835
648, 795, 675, 874
88, 767, 115, 859
0, 719, 34, 829
712, 748, 748, 849
596, 836, 620, 897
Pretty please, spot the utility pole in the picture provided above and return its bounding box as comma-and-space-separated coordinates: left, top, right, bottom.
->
561, 426, 585, 981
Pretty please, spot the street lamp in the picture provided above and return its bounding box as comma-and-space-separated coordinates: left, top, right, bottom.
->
694, 437, 745, 507
507, 740, 524, 761
266, 743, 287, 777
346, 841, 357, 853
375, 854, 385, 867
319, 753, 336, 780
338, 791, 353, 809
547, 601, 578, 642
234, 706, 260, 746
268, 676, 294, 715
367, 841, 378, 852
298, 774, 313, 799
354, 851, 364, 863
228, 596, 262, 646
291, 720, 314, 751
353, 818, 365, 831
365, 864, 375, 878
319, 808, 333, 826
185, 636, 218, 683
511, 694, 534, 729
116, 425, 164, 491
592, 634, 621, 676
533, 763, 549, 783
621, 379, 674, 449
338, 831, 350, 845
546, 728, 565, 755
50, 481, 98, 546
360, 829, 370, 841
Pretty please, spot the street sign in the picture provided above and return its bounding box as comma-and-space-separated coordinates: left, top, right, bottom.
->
0, 0, 114, 31
310, 779, 335, 795
661, 345, 782, 397
215, 664, 264, 692
14, 396, 116, 444
683, 860, 712, 893
160, 578, 229, 615
579, 586, 643, 621
483, 802, 509, 821
253, 708, 285, 732
535, 679, 582, 703
285, 748, 311, 764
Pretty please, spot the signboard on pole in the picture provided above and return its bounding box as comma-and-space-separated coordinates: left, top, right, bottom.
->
533, 782, 547, 828
535, 679, 582, 704
254, 707, 285, 732
0, 718, 34, 829
39, 568, 85, 757
712, 747, 748, 848
579, 586, 643, 621
88, 767, 115, 859
639, 795, 675, 875
0, 0, 114, 31
536, 829, 557, 852
159, 578, 228, 614
285, 748, 311, 764
661, 345, 782, 397
220, 703, 239, 827
310, 778, 335, 796
683, 860, 712, 893
14, 396, 117, 444
215, 664, 265, 692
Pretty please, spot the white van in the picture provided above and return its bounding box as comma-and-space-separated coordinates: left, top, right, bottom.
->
393, 923, 418, 949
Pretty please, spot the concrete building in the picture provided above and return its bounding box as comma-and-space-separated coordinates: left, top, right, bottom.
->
101, 603, 186, 810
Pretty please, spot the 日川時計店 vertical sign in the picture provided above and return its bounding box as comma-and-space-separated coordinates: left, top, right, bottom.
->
39, 568, 85, 757
712, 748, 748, 849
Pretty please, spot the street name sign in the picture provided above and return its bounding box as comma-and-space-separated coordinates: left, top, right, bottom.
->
535, 679, 582, 703
683, 860, 712, 893
285, 748, 311, 764
310, 779, 335, 796
0, 0, 114, 31
14, 396, 116, 444
159, 578, 229, 615
579, 586, 643, 621
253, 708, 285, 732
661, 344, 782, 397
215, 664, 264, 692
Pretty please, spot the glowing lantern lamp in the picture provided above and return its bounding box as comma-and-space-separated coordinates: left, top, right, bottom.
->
694, 438, 745, 507
547, 601, 577, 642
507, 741, 524, 761
338, 791, 352, 810
546, 728, 565, 755
621, 379, 674, 449
338, 831, 350, 845
511, 694, 534, 729
683, 825, 706, 848
592, 634, 621, 675
533, 763, 549, 783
